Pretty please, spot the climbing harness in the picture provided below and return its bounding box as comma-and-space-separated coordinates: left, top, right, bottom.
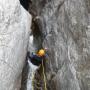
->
31, 59, 47, 90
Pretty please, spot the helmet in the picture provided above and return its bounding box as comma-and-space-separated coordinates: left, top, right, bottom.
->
37, 49, 45, 57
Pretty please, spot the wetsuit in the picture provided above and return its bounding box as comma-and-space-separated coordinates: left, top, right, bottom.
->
28, 53, 43, 66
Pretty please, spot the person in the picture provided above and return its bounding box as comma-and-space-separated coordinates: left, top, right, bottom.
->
28, 48, 48, 66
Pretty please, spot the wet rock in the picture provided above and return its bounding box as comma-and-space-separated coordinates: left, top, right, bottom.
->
29, 0, 90, 90
0, 0, 31, 90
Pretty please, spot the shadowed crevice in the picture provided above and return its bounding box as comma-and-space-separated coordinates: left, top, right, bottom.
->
19, 0, 32, 11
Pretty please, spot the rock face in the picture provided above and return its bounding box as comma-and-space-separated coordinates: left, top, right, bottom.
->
0, 0, 31, 90
0, 0, 89, 90
29, 0, 90, 90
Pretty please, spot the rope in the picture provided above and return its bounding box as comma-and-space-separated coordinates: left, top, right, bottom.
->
32, 60, 47, 90
32, 71, 35, 90
42, 59, 47, 90
32, 65, 41, 90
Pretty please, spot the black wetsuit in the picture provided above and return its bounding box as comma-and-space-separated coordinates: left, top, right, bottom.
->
28, 54, 43, 66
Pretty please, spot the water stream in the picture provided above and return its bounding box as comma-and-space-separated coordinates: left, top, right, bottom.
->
26, 35, 38, 90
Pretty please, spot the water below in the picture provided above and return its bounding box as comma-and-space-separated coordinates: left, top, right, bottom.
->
26, 59, 38, 90
26, 35, 38, 90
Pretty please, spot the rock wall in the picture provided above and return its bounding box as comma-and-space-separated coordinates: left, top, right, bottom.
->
0, 0, 31, 90
29, 0, 90, 90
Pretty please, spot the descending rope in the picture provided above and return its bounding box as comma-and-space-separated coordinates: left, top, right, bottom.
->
42, 59, 47, 90
32, 71, 35, 90
32, 59, 47, 90
32, 67, 41, 90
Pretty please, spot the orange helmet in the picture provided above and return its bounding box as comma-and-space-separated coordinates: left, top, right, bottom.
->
37, 49, 45, 57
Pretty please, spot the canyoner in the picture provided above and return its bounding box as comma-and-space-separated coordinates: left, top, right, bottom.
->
28, 48, 48, 66
27, 48, 48, 90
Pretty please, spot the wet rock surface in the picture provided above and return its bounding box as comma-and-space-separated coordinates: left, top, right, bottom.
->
0, 0, 90, 90
0, 0, 31, 90
29, 0, 90, 90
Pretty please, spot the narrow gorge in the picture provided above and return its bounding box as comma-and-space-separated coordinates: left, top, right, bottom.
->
0, 0, 90, 90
